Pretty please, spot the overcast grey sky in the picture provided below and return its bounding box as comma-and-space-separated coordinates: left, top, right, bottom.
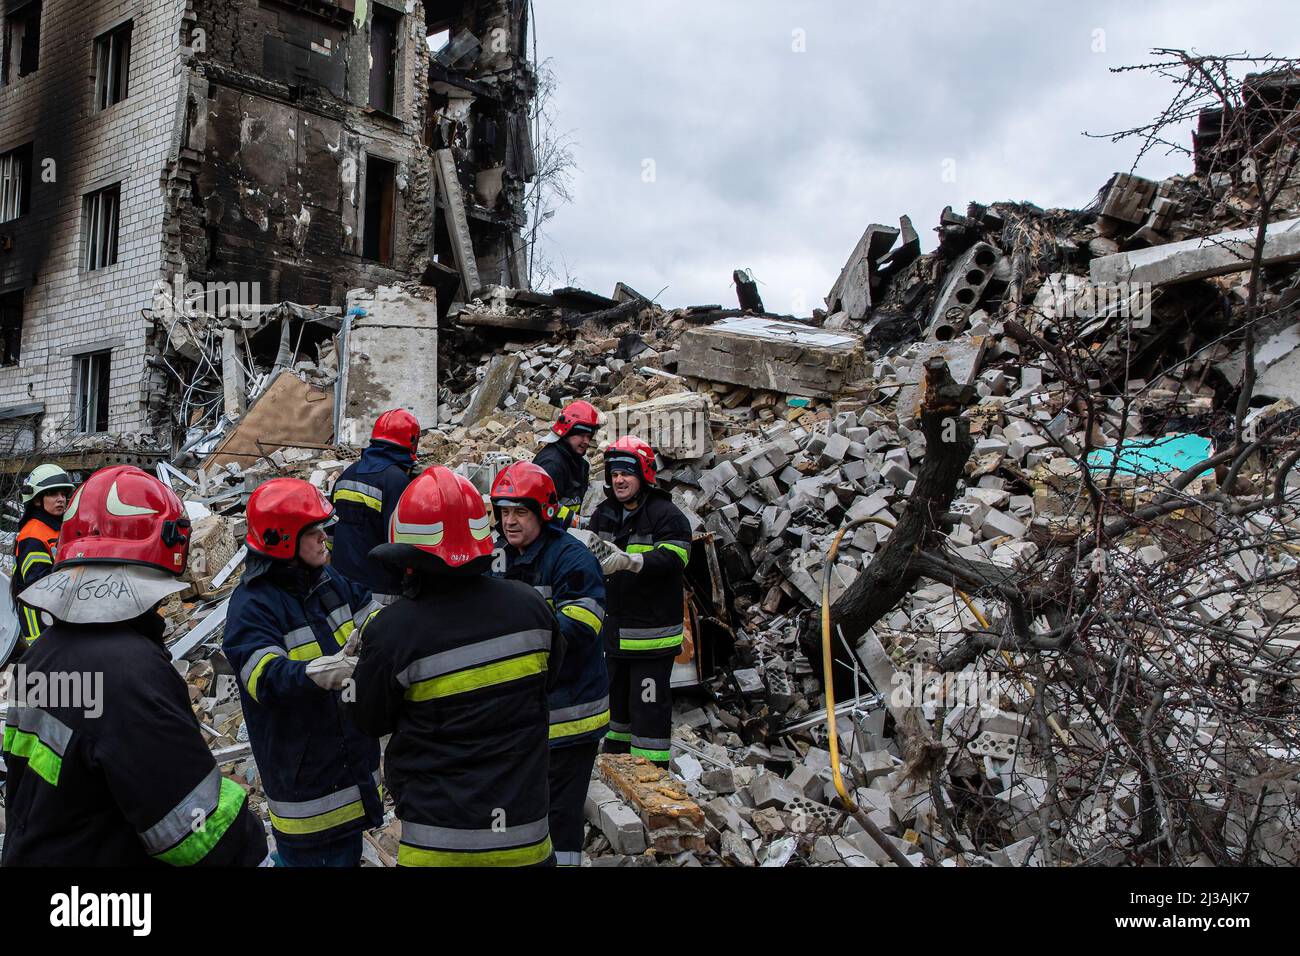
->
529, 1, 1300, 311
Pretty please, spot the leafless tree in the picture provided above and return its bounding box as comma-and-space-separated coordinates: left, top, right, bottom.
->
808, 51, 1300, 865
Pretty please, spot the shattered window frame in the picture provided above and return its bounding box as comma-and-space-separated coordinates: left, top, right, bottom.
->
0, 0, 41, 87
82, 182, 121, 272
0, 287, 22, 366
93, 19, 132, 111
73, 349, 111, 434
0, 142, 32, 223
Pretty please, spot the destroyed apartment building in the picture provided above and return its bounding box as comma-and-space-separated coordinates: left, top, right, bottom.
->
0, 0, 535, 485
2, 40, 1300, 868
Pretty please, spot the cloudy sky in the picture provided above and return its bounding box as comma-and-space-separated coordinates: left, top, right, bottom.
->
528, 1, 1300, 311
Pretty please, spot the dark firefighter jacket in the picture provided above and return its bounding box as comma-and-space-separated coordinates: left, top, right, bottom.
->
1, 611, 268, 866
589, 487, 692, 660
222, 555, 384, 848
346, 572, 563, 866
491, 525, 608, 747
14, 514, 60, 642
330, 442, 414, 594
534, 439, 590, 529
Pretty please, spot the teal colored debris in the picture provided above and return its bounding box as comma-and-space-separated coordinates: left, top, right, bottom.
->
786, 397, 812, 408
1086, 433, 1213, 476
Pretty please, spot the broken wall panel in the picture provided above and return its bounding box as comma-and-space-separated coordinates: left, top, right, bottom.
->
339, 285, 439, 444
678, 318, 866, 399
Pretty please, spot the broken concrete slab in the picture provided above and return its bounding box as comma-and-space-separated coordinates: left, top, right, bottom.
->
339, 286, 439, 445
462, 354, 522, 427
678, 317, 866, 399
1090, 216, 1300, 287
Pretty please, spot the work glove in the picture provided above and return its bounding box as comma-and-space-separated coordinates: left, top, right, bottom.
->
306, 652, 358, 691
600, 547, 644, 576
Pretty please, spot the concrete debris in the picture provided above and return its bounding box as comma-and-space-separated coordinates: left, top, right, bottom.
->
9, 52, 1300, 869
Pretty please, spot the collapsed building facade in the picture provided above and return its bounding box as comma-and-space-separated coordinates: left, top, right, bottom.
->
1, 19, 1299, 868
0, 0, 534, 482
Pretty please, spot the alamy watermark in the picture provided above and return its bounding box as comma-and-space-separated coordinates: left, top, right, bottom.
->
1, 665, 102, 718
889, 662, 1002, 717
605, 406, 710, 460
1039, 276, 1153, 324
151, 272, 264, 321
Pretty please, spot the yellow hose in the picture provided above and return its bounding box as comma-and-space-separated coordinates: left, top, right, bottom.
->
821, 516, 913, 867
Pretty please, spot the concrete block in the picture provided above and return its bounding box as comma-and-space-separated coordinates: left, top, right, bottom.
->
598, 800, 648, 855
981, 509, 1028, 541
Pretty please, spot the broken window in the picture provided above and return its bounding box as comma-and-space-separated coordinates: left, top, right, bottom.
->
368, 4, 399, 115
74, 350, 111, 433
0, 0, 40, 86
83, 183, 120, 272
362, 156, 396, 265
0, 143, 32, 223
0, 289, 22, 366
93, 20, 132, 110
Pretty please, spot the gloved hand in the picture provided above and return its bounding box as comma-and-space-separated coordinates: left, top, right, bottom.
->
306, 652, 358, 690
599, 547, 644, 575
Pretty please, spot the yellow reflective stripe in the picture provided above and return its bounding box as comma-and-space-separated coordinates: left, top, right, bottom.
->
404, 651, 549, 702
658, 542, 689, 565
559, 604, 602, 635
626, 543, 688, 565
619, 633, 683, 651
549, 709, 610, 740
398, 836, 552, 867
2, 726, 63, 786
333, 620, 355, 645
334, 489, 382, 512
24, 607, 43, 640
20, 551, 52, 577
287, 641, 324, 662
246, 651, 280, 702
270, 800, 366, 836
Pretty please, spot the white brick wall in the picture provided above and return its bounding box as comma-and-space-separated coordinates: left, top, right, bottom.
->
0, 0, 184, 444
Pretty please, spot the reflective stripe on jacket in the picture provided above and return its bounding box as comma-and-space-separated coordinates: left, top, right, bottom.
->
222, 558, 384, 847
15, 516, 60, 642
330, 443, 414, 594
589, 488, 691, 659
1, 612, 267, 866
492, 526, 609, 747
347, 574, 563, 867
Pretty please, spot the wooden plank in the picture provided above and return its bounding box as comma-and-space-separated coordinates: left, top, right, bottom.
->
206, 371, 333, 469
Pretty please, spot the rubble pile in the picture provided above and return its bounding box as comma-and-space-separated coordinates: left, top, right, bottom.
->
35, 72, 1299, 868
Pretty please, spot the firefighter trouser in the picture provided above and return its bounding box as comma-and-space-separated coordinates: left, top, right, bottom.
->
549, 738, 599, 866
604, 654, 674, 767
274, 831, 363, 867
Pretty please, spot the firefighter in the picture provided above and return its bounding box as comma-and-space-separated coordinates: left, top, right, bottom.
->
223, 478, 384, 867
534, 400, 600, 529
2, 465, 268, 866
489, 461, 607, 866
9, 463, 77, 648
589, 436, 691, 768
331, 408, 420, 601
348, 466, 562, 867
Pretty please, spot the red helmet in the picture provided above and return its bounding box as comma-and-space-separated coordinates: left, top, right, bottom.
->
372, 408, 421, 458
552, 400, 600, 439
246, 478, 336, 560
386, 466, 492, 568
605, 435, 657, 487
57, 466, 191, 574
490, 461, 559, 524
